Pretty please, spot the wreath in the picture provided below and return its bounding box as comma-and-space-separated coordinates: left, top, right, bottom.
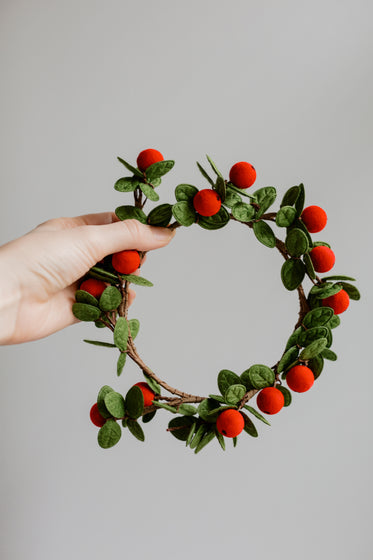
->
72, 149, 360, 453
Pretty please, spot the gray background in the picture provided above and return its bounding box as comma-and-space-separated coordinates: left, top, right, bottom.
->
0, 1, 372, 559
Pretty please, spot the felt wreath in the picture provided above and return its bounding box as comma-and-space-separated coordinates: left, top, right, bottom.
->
72, 149, 360, 453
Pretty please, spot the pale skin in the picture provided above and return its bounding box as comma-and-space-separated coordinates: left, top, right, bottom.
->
0, 212, 175, 345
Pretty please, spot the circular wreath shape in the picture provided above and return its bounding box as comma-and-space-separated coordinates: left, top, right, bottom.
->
72, 149, 360, 453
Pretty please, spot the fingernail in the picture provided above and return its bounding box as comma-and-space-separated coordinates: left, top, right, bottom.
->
151, 227, 176, 241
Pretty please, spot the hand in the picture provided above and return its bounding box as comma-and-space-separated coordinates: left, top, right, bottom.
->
0, 212, 175, 345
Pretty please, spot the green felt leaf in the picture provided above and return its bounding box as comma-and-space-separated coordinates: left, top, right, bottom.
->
97, 419, 121, 449
253, 220, 276, 248
303, 307, 334, 328
281, 185, 300, 207
276, 205, 297, 227
114, 176, 140, 192
322, 275, 356, 282
185, 421, 197, 446
94, 320, 106, 328
198, 399, 221, 422
104, 391, 126, 419
189, 425, 207, 450
83, 339, 117, 348
117, 352, 126, 376
128, 318, 140, 339
232, 437, 238, 448
243, 405, 271, 426
218, 370, 241, 396
168, 417, 197, 442
206, 154, 223, 178
115, 205, 147, 224
224, 384, 246, 405
145, 160, 175, 181
139, 182, 160, 201
253, 186, 277, 217
276, 385, 292, 406
175, 184, 199, 202
153, 402, 177, 413
313, 241, 331, 248
99, 286, 122, 311
227, 183, 257, 200
277, 346, 299, 373
325, 326, 333, 348
113, 317, 128, 352
147, 204, 173, 227
178, 404, 197, 416
72, 303, 101, 322
303, 252, 316, 280
223, 190, 241, 208
242, 413, 258, 437
247, 364, 275, 389
125, 385, 144, 419
198, 206, 230, 230
322, 348, 337, 361
299, 338, 328, 360
310, 283, 343, 299
97, 385, 115, 419
143, 374, 161, 395
308, 354, 324, 380
285, 228, 309, 257
75, 290, 99, 306
337, 282, 361, 300
298, 327, 328, 347
172, 201, 196, 227
117, 156, 143, 178
295, 183, 305, 216
127, 419, 145, 442
281, 258, 305, 291
215, 430, 226, 451
285, 327, 302, 351
121, 274, 153, 287
292, 219, 313, 248
231, 201, 255, 222
240, 369, 255, 391
208, 394, 226, 404
142, 410, 157, 423
196, 162, 215, 187
327, 315, 341, 329
88, 266, 119, 284
195, 429, 216, 454
214, 176, 226, 202
150, 177, 162, 188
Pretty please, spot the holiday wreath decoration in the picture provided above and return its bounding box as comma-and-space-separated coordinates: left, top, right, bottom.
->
73, 149, 360, 453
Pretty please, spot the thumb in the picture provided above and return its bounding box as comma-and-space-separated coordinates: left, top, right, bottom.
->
77, 219, 176, 263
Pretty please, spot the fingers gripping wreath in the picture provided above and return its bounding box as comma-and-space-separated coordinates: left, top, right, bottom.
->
73, 149, 360, 453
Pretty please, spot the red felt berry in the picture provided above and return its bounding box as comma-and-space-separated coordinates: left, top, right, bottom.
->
216, 409, 245, 438
90, 403, 106, 427
229, 161, 256, 189
301, 205, 328, 233
256, 387, 285, 415
134, 382, 155, 407
309, 246, 335, 273
79, 278, 107, 299
286, 365, 314, 393
112, 250, 141, 275
322, 288, 350, 315
193, 189, 221, 217
136, 149, 164, 172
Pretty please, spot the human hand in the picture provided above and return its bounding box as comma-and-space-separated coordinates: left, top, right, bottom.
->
0, 212, 175, 345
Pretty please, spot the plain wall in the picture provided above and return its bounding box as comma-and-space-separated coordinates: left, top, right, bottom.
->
0, 1, 372, 559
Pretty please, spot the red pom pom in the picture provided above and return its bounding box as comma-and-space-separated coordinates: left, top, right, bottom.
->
193, 189, 221, 217
256, 387, 285, 414
216, 409, 245, 438
286, 365, 314, 393
229, 161, 256, 189
301, 205, 327, 233
134, 382, 155, 407
90, 403, 106, 427
322, 289, 350, 315
79, 278, 107, 298
309, 246, 335, 273
112, 250, 141, 275
137, 149, 164, 172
